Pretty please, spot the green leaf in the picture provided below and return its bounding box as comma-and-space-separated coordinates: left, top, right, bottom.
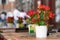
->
40, 11, 44, 20
39, 21, 46, 25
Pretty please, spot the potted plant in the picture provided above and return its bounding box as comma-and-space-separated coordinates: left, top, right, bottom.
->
7, 17, 14, 28
27, 4, 55, 38
17, 17, 24, 29
6, 17, 16, 32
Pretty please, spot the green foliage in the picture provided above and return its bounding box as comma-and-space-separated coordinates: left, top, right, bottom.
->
39, 21, 46, 26
19, 23, 24, 28
40, 11, 44, 20
17, 18, 23, 23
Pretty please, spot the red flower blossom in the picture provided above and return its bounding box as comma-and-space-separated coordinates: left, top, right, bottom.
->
32, 18, 36, 23
40, 5, 44, 9
37, 5, 50, 10
35, 11, 39, 14
44, 6, 50, 10
49, 12, 55, 19
38, 5, 45, 9
27, 10, 35, 16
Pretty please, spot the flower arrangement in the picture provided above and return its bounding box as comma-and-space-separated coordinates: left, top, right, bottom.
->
7, 17, 14, 23
27, 5, 55, 26
17, 17, 24, 28
17, 17, 23, 23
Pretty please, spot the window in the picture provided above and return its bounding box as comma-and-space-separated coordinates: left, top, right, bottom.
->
22, 0, 34, 11
0, 0, 8, 5
2, 0, 6, 5
55, 0, 60, 22
16, 0, 34, 12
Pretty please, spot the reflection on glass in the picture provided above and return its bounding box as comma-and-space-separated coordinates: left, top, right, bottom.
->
16, 0, 34, 12
55, 0, 60, 22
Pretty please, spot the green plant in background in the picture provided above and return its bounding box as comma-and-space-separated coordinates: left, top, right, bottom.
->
7, 17, 14, 23
18, 17, 24, 28
18, 17, 23, 23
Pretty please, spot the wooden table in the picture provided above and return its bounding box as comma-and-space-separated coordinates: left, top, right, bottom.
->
1, 32, 60, 40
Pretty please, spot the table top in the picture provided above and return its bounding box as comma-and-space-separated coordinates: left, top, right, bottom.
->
1, 32, 60, 40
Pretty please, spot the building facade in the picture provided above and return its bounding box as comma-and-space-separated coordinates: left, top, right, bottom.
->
0, 0, 36, 12
0, 0, 15, 12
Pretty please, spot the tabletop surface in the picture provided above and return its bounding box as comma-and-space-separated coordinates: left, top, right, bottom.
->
1, 32, 60, 40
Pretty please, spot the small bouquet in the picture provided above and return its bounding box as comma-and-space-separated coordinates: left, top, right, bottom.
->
7, 17, 14, 23
17, 17, 24, 28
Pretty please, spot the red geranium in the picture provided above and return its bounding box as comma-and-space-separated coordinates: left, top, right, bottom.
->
7, 17, 14, 23
38, 5, 50, 10
32, 18, 36, 23
27, 10, 35, 16
27, 4, 55, 26
49, 12, 55, 19
44, 6, 50, 10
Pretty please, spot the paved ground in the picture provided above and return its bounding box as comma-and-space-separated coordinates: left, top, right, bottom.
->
1, 32, 60, 40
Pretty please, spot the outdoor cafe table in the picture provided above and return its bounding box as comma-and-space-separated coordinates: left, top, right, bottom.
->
1, 32, 60, 40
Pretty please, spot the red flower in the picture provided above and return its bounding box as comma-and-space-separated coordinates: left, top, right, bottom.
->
37, 5, 50, 10
35, 11, 39, 14
45, 6, 50, 10
7, 17, 14, 23
27, 4, 55, 25
49, 12, 55, 19
32, 18, 36, 23
38, 5, 45, 9
39, 5, 44, 9
27, 10, 35, 16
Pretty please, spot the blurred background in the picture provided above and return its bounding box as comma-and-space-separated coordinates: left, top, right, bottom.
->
0, 0, 60, 32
